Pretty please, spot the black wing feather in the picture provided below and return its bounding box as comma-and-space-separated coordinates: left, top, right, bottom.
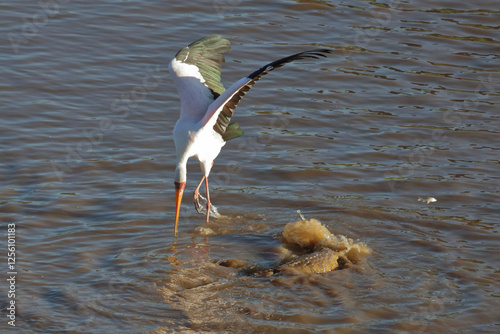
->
213, 49, 332, 140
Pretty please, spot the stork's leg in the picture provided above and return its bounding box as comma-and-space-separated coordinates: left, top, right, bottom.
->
193, 176, 205, 214
205, 176, 210, 224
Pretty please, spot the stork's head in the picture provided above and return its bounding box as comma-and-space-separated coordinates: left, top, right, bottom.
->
174, 164, 187, 236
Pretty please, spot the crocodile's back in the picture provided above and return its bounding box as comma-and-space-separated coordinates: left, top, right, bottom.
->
246, 248, 345, 276
277, 248, 341, 274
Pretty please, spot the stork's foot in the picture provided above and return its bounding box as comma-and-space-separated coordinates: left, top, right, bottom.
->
194, 189, 204, 214
193, 192, 221, 218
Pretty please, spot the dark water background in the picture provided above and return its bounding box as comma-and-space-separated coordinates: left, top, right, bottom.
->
1, 0, 499, 333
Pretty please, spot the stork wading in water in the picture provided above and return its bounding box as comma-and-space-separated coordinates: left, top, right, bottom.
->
169, 35, 331, 235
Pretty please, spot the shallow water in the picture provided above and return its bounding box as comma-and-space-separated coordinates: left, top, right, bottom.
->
1, 0, 500, 333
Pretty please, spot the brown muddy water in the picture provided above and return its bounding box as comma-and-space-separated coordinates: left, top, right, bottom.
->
1, 0, 500, 333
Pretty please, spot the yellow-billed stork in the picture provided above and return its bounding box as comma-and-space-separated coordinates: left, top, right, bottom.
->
169, 35, 331, 235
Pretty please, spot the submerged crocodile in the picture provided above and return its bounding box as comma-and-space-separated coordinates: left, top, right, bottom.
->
219, 218, 371, 276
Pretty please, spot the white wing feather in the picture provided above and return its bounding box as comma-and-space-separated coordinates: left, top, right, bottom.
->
169, 58, 216, 123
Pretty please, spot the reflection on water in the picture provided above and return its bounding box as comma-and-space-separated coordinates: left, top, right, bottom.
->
2, 0, 500, 332
157, 217, 373, 333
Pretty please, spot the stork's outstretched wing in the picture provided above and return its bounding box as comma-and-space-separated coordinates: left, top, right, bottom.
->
202, 49, 332, 140
169, 35, 230, 122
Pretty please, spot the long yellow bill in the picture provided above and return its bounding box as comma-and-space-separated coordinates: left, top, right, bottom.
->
174, 181, 185, 236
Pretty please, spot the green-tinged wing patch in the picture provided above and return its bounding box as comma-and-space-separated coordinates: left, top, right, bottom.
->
174, 35, 231, 96
221, 122, 244, 141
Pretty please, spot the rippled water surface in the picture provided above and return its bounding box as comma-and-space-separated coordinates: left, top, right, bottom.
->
2, 0, 500, 333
